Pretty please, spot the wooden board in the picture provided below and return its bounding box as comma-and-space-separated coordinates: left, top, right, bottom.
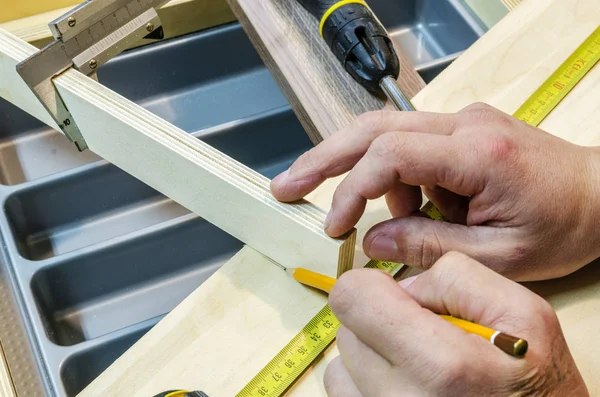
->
0, 0, 236, 49
0, 28, 356, 280
0, 0, 81, 24
0, 341, 16, 397
225, 0, 425, 144
76, 0, 600, 396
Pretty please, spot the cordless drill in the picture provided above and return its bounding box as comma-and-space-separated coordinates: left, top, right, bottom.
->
296, 0, 414, 110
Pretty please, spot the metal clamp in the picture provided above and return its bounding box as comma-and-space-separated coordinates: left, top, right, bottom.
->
16, 0, 170, 151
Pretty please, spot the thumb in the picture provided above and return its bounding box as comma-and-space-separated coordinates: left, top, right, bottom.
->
363, 216, 515, 273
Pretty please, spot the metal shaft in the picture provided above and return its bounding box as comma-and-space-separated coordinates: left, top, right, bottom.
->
379, 75, 415, 111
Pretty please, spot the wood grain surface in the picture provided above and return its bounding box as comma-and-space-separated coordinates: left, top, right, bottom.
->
226, 0, 425, 144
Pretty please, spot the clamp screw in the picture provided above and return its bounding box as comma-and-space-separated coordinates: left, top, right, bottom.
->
89, 59, 98, 69
146, 22, 154, 32
68, 17, 76, 27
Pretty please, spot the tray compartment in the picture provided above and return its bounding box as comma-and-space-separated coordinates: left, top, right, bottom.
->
31, 216, 240, 346
372, 0, 482, 67
60, 324, 152, 396
4, 107, 311, 261
0, 100, 101, 186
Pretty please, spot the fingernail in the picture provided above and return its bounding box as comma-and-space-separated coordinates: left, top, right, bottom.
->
272, 169, 289, 185
399, 276, 417, 289
368, 235, 397, 259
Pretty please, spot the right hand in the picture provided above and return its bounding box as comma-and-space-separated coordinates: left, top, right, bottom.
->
324, 252, 589, 397
271, 103, 600, 281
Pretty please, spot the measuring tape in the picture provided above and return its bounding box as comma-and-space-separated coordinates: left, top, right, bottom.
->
235, 258, 409, 397
236, 25, 600, 397
513, 26, 600, 125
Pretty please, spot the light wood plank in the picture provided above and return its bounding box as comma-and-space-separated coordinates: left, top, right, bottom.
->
0, 341, 16, 397
0, 27, 356, 280
0, 0, 81, 23
0, 0, 236, 49
0, 30, 59, 129
77, 0, 600, 396
71, 246, 332, 396
225, 0, 426, 144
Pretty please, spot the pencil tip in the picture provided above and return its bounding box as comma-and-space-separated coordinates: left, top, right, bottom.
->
285, 267, 296, 277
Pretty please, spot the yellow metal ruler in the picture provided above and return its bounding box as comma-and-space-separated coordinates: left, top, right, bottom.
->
236, 26, 600, 397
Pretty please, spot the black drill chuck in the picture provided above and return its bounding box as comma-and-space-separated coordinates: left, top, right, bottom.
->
297, 0, 400, 94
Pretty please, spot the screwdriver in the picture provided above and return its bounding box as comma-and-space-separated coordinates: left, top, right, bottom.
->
296, 0, 415, 111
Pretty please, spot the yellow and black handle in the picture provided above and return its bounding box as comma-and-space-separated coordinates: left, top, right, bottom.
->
297, 0, 400, 93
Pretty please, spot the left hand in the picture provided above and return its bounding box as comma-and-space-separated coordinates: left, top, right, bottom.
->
270, 105, 600, 281
323, 252, 588, 397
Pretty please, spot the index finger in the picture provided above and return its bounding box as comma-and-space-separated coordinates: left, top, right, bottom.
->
328, 268, 487, 367
270, 110, 457, 202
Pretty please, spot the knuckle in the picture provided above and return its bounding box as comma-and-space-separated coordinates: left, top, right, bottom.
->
436, 250, 471, 267
355, 110, 386, 133
435, 357, 472, 389
462, 102, 493, 112
422, 353, 472, 390
508, 243, 529, 264
370, 132, 404, 160
486, 132, 518, 162
429, 251, 478, 290
405, 227, 446, 269
533, 298, 559, 329
459, 102, 511, 126
295, 148, 322, 173
419, 231, 444, 269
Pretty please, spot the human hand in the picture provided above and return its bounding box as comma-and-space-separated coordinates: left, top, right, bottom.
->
323, 252, 588, 397
270, 103, 600, 281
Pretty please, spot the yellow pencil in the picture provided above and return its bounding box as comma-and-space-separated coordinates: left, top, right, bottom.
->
286, 267, 528, 358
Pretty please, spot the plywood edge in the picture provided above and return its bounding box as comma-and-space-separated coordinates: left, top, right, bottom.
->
501, 0, 523, 11
0, 28, 60, 129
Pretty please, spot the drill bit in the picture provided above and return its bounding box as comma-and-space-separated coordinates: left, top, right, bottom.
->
379, 75, 415, 111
